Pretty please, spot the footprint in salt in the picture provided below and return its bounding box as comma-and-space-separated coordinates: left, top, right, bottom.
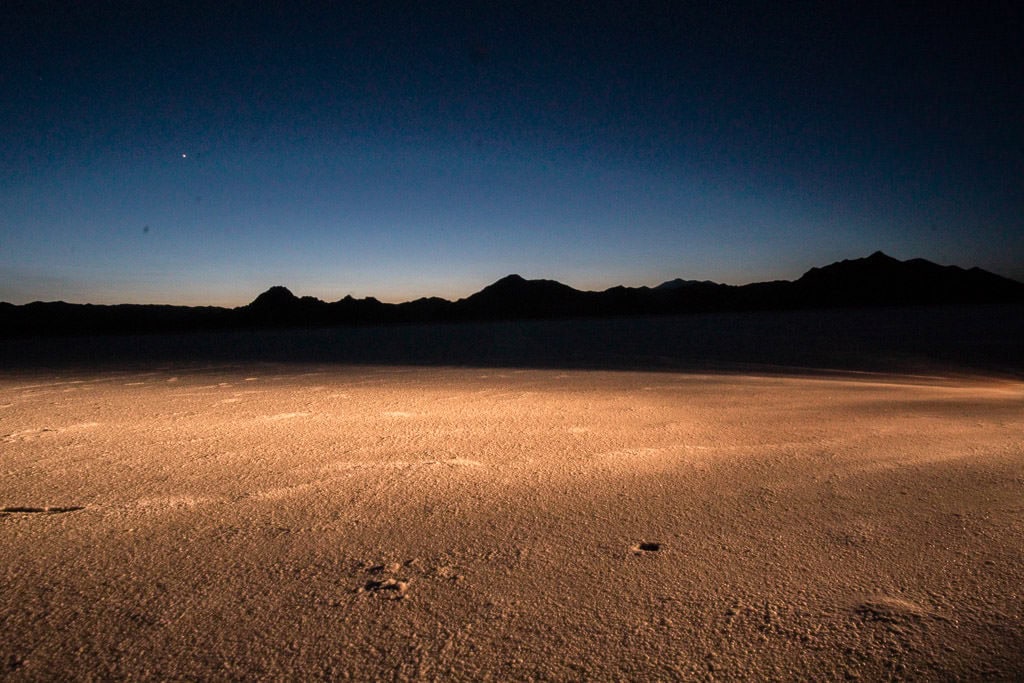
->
855, 595, 935, 625
1, 426, 68, 442
359, 563, 411, 600
631, 542, 663, 555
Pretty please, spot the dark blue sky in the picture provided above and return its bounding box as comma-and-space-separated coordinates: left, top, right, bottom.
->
2, 1, 1021, 305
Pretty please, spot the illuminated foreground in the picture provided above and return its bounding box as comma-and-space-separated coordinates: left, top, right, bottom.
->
2, 365, 1022, 679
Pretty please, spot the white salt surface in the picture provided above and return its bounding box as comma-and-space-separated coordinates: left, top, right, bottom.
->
1, 365, 1022, 679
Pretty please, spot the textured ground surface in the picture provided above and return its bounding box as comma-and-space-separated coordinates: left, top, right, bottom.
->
2, 364, 1022, 680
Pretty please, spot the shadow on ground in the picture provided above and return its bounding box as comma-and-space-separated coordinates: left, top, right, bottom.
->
3, 305, 1022, 378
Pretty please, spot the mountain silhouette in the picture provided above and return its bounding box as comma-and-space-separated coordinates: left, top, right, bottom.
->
249, 285, 299, 309
241, 285, 331, 326
457, 274, 594, 319
792, 251, 1024, 306
654, 278, 718, 291
2, 253, 1022, 337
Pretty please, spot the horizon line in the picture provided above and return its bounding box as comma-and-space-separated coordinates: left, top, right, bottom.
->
5, 251, 1022, 309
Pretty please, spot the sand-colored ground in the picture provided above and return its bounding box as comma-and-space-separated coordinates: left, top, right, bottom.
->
1, 364, 1022, 679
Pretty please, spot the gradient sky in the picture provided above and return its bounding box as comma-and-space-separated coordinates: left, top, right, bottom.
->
2, 1, 1021, 306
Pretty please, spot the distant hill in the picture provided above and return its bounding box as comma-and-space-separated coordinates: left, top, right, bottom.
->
2, 252, 1022, 336
654, 278, 718, 291
456, 274, 593, 319
791, 251, 1024, 306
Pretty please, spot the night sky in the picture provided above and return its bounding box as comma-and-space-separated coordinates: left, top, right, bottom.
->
2, 1, 1021, 306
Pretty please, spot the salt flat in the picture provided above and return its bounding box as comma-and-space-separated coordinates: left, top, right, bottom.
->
1, 364, 1022, 679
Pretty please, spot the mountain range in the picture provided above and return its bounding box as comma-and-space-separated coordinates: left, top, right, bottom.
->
2, 252, 1023, 337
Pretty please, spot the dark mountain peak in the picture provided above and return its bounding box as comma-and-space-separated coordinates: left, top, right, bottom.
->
655, 278, 718, 291
802, 251, 897, 273
472, 274, 579, 298
242, 286, 336, 326
332, 294, 382, 305
796, 252, 1024, 306
799, 252, 907, 281
603, 284, 649, 294
249, 285, 298, 309
459, 273, 586, 319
